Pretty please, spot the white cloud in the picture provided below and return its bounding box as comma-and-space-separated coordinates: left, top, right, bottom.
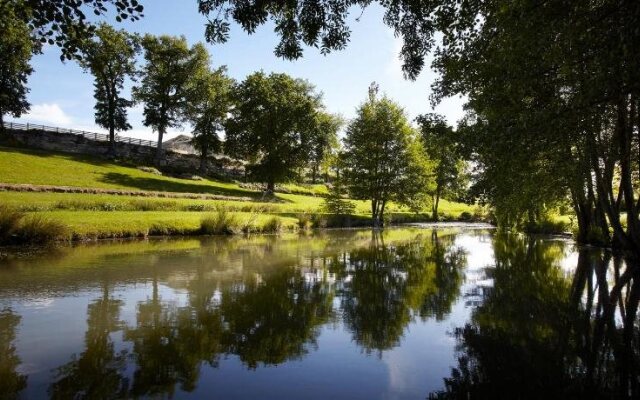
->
22, 103, 73, 125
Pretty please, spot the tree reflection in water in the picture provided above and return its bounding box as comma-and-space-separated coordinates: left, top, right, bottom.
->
43, 230, 467, 398
430, 233, 640, 400
333, 230, 466, 353
49, 283, 128, 399
0, 308, 26, 400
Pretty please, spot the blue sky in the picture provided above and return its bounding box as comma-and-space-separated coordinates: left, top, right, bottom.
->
10, 1, 465, 140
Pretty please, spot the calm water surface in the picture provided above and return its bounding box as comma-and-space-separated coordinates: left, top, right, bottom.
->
0, 227, 638, 399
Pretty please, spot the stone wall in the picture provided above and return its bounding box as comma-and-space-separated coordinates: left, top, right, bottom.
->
1, 127, 244, 178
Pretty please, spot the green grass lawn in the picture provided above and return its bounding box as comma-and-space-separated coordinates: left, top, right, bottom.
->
0, 145, 258, 197
0, 145, 482, 242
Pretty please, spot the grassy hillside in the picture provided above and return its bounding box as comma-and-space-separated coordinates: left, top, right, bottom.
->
0, 145, 482, 242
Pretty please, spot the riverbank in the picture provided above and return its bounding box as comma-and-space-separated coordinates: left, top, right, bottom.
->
0, 144, 485, 245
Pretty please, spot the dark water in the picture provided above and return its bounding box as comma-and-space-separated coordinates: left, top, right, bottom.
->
0, 227, 638, 399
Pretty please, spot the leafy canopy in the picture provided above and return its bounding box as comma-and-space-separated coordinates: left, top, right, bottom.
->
8, 0, 144, 60
197, 0, 438, 79
224, 71, 323, 190
343, 84, 434, 225
134, 35, 211, 158
78, 24, 140, 145
187, 66, 236, 168
0, 4, 39, 127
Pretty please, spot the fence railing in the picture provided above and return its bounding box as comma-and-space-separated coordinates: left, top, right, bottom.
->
3, 121, 158, 148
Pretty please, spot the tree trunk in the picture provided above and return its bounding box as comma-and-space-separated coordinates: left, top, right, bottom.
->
266, 180, 275, 195
155, 127, 165, 166
371, 200, 379, 228
432, 186, 441, 221
199, 145, 208, 175
108, 123, 116, 157
311, 165, 317, 184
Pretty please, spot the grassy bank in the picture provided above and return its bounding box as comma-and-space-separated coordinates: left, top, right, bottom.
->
0, 145, 484, 244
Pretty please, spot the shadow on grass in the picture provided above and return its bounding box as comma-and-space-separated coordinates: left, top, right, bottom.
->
98, 172, 263, 198
0, 144, 116, 168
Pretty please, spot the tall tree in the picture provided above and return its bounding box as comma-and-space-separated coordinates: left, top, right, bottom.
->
416, 113, 466, 221
78, 24, 139, 156
186, 66, 235, 173
0, 5, 38, 131
343, 84, 434, 227
224, 71, 323, 193
134, 35, 210, 164
308, 112, 342, 183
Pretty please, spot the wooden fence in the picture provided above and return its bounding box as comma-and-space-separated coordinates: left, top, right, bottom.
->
2, 121, 158, 148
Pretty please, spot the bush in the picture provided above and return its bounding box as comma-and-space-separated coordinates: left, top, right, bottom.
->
16, 215, 69, 244
296, 213, 313, 230
262, 216, 284, 233
200, 208, 241, 235
323, 180, 355, 215
524, 218, 568, 235
0, 205, 23, 242
458, 211, 473, 221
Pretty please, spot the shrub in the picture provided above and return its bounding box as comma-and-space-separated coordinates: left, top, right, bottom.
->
200, 208, 241, 235
459, 211, 473, 221
296, 213, 313, 230
262, 216, 284, 233
16, 215, 69, 244
323, 180, 355, 216
0, 205, 24, 242
524, 218, 568, 235
311, 214, 328, 228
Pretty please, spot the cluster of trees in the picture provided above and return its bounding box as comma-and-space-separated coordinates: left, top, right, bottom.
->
1, 0, 472, 227
200, 0, 640, 256
3, 0, 638, 245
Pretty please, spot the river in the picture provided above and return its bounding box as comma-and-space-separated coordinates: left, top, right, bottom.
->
0, 226, 637, 399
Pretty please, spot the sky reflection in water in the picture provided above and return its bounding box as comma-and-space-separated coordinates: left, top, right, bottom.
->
0, 227, 636, 399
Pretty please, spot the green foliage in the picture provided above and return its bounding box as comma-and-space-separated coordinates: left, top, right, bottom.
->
523, 218, 568, 235
187, 66, 235, 171
308, 112, 343, 183
134, 35, 210, 161
0, 4, 37, 128
78, 24, 139, 152
323, 180, 355, 216
15, 214, 69, 243
7, 0, 143, 60
416, 113, 467, 220
224, 71, 323, 191
0, 205, 23, 242
342, 84, 434, 226
296, 213, 313, 230
200, 208, 241, 235
262, 216, 285, 233
197, 0, 433, 79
